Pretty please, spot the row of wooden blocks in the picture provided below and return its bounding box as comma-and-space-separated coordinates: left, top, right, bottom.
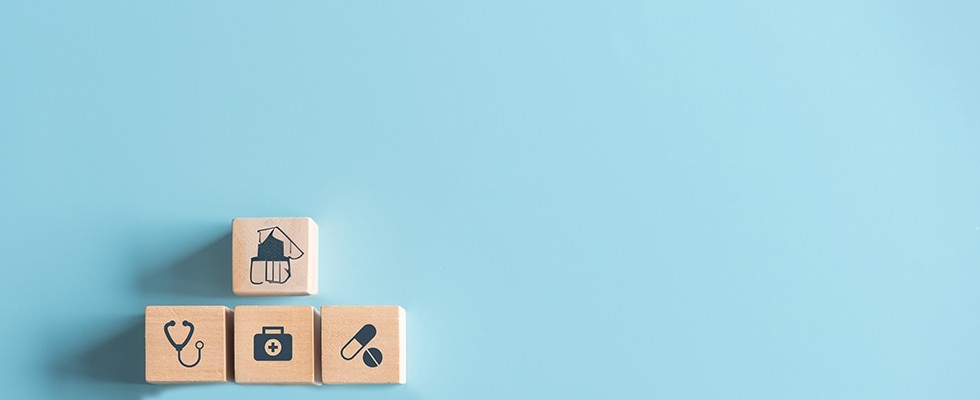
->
146, 305, 406, 385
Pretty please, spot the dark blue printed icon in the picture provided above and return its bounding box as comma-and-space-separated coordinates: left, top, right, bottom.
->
254, 326, 293, 361
250, 226, 304, 285
341, 324, 382, 368
363, 347, 383, 368
164, 320, 204, 368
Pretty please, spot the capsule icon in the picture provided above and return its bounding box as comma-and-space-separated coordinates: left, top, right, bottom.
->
341, 324, 377, 360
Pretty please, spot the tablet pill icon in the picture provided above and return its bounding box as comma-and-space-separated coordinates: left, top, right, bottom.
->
363, 347, 383, 367
341, 324, 377, 360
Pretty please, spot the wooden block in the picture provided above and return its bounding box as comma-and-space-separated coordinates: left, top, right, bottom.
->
232, 217, 318, 296
321, 306, 406, 384
234, 305, 321, 385
145, 305, 233, 384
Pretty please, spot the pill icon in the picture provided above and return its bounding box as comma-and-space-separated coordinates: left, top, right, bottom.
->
341, 324, 377, 360
363, 347, 383, 367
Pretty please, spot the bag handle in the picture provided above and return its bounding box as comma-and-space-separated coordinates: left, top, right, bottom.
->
262, 326, 285, 335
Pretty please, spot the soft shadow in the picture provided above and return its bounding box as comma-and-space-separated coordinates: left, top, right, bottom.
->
48, 316, 165, 399
138, 233, 233, 298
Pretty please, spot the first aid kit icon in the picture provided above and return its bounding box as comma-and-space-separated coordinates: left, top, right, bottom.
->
254, 326, 292, 361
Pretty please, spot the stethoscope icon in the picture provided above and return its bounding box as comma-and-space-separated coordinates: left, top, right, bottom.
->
164, 320, 204, 368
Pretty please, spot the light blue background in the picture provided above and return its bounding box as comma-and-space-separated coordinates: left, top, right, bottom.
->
1, 1, 978, 399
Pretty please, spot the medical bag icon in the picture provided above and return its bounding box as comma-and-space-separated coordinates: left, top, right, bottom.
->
250, 226, 304, 285
254, 326, 293, 361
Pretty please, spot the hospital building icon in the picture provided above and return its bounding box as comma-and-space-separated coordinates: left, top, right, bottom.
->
250, 226, 304, 285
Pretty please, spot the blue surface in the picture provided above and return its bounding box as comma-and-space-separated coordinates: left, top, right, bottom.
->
1, 1, 979, 399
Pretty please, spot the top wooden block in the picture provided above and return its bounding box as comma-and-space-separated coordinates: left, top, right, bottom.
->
232, 217, 318, 296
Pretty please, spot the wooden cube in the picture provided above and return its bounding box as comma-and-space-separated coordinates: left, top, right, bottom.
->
321, 306, 406, 384
145, 305, 233, 384
234, 306, 321, 385
232, 217, 318, 296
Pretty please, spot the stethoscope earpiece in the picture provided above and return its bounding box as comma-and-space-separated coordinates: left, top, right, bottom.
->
164, 319, 204, 368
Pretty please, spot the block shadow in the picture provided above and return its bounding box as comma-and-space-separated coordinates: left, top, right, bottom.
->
47, 316, 165, 400
137, 233, 233, 299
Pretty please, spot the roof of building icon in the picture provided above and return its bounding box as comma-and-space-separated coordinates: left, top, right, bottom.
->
253, 226, 304, 261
